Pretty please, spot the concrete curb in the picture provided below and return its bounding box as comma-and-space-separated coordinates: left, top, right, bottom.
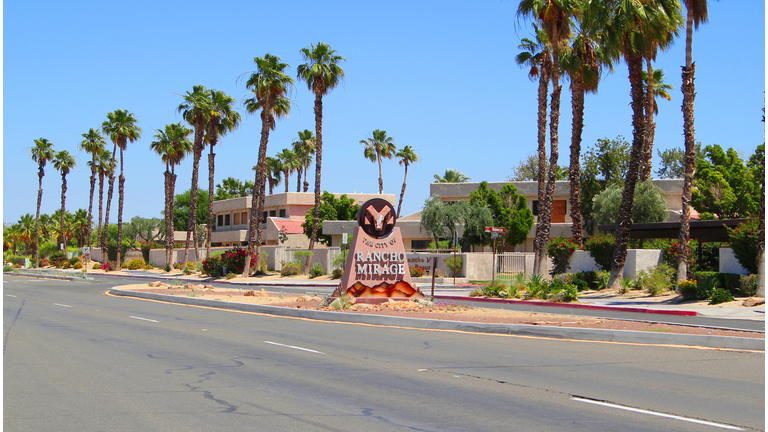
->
5, 272, 92, 282
109, 288, 764, 352
437, 295, 699, 317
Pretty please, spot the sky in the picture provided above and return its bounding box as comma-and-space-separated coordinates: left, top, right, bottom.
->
3, 1, 765, 226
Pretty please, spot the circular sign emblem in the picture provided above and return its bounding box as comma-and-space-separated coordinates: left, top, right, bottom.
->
358, 198, 397, 239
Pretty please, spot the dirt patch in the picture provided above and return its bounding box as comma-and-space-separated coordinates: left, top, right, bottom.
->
116, 283, 763, 340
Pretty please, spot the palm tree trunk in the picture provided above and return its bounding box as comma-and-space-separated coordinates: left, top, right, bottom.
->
532, 53, 550, 274
535, 84, 562, 275
60, 173, 67, 256
678, 10, 697, 285
103, 148, 117, 261
284, 169, 290, 193
34, 168, 44, 268
184, 121, 205, 265
206, 147, 216, 259
377, 152, 384, 194
397, 164, 408, 218
243, 109, 273, 277
116, 148, 125, 270
569, 75, 585, 247
164, 166, 173, 266
296, 166, 302, 193
303, 154, 310, 192
640, 59, 656, 181
87, 161, 97, 254
608, 52, 646, 290
97, 171, 104, 249
307, 90, 324, 273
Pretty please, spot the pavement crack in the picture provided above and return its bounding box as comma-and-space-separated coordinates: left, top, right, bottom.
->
4, 299, 25, 354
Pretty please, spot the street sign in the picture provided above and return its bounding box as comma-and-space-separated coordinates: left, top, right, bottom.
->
82, 247, 90, 255
342, 233, 348, 244
491, 232, 500, 239
484, 226, 506, 234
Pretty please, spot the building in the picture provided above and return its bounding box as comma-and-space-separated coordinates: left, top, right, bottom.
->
209, 192, 396, 248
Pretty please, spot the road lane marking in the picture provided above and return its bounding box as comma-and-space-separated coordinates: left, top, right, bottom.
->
129, 316, 159, 323
571, 397, 744, 430
53, 303, 72, 308
6, 294, 16, 297
264, 341, 324, 354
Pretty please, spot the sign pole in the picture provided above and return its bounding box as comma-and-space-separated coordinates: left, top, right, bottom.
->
492, 237, 496, 287
431, 256, 437, 298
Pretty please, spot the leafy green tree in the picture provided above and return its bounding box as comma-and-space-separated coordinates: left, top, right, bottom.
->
29, 137, 55, 266
459, 200, 495, 250
301, 192, 360, 245
468, 182, 534, 250
592, 181, 668, 226
172, 189, 209, 233
126, 216, 163, 245
508, 153, 567, 181
361, 129, 396, 194
433, 169, 471, 183
692, 144, 761, 219
579, 136, 631, 233
420, 195, 449, 248
655, 144, 704, 179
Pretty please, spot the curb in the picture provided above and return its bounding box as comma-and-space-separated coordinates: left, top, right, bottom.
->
109, 288, 764, 352
5, 272, 93, 282
436, 295, 699, 317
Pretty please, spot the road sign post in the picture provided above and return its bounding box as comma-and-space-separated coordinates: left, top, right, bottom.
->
485, 227, 506, 286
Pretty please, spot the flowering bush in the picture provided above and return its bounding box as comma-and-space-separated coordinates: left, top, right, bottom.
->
583, 234, 615, 271
202, 256, 224, 277
662, 240, 698, 272
410, 265, 426, 277
221, 247, 256, 275
49, 251, 67, 268
727, 219, 759, 274
677, 279, 698, 300
173, 262, 183, 270
101, 261, 114, 272
125, 258, 146, 270
73, 261, 83, 270
546, 236, 576, 275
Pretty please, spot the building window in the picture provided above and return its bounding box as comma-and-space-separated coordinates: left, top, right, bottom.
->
532, 201, 539, 216
411, 240, 430, 250
279, 208, 286, 217
261, 212, 267, 223
269, 210, 277, 217
217, 215, 224, 226
225, 214, 230, 226
241, 212, 248, 224
234, 212, 240, 225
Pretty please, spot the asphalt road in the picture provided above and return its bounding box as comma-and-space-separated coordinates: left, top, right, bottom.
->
4, 275, 765, 431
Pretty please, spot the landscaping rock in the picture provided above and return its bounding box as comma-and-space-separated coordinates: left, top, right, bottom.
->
742, 297, 765, 307
243, 290, 256, 297
148, 281, 163, 287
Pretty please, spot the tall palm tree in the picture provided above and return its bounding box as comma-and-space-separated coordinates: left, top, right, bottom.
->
515, 23, 552, 236
204, 89, 241, 258
395, 145, 419, 218
276, 148, 297, 193
588, 0, 682, 289
678, 0, 708, 284
292, 129, 316, 192
102, 109, 142, 269
95, 150, 113, 250
361, 129, 397, 194
151, 122, 193, 265
265, 156, 283, 195
79, 128, 106, 258
53, 150, 76, 253
297, 42, 346, 271
433, 169, 471, 183
242, 53, 294, 276
518, 0, 575, 275
560, 18, 612, 247
29, 137, 55, 267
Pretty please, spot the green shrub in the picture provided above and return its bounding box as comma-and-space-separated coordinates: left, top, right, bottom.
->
678, 279, 698, 301
73, 261, 83, 270
739, 274, 758, 297
695, 272, 720, 300
546, 236, 576, 275
38, 241, 59, 258
331, 268, 343, 279
332, 250, 348, 271
572, 271, 599, 291
444, 256, 463, 277
727, 219, 759, 274
106, 240, 130, 263
410, 265, 426, 277
472, 282, 505, 298
3, 265, 13, 272
428, 240, 451, 250
49, 251, 67, 268
163, 263, 171, 272
69, 256, 81, 265
125, 258, 146, 270
92, 262, 102, 270
309, 263, 325, 278
225, 272, 237, 280
634, 264, 674, 296
280, 261, 301, 276
584, 234, 615, 271
720, 273, 741, 294
709, 288, 735, 305
202, 256, 224, 277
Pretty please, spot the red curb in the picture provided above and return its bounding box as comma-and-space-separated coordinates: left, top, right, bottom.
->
435, 295, 699, 317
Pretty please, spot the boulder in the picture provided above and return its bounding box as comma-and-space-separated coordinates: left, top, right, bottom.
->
148, 281, 163, 287
742, 297, 766, 307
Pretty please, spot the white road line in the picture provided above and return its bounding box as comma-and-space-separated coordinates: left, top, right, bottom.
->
129, 316, 159, 323
571, 397, 744, 430
264, 341, 324, 354
6, 294, 17, 297
53, 303, 72, 308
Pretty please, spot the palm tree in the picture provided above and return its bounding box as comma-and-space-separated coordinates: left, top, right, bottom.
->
18, 214, 36, 256
71, 209, 89, 247
242, 53, 294, 276
39, 213, 53, 245
395, 145, 419, 218
518, 0, 575, 274
177, 85, 211, 264
276, 148, 297, 193
640, 67, 675, 181
204, 89, 241, 258
361, 129, 397, 194
678, 0, 708, 284
79, 128, 106, 258
29, 137, 55, 267
560, 18, 612, 247
297, 42, 346, 271
53, 150, 76, 253
433, 169, 471, 183
292, 129, 316, 192
588, 0, 682, 289
265, 156, 283, 194
151, 122, 193, 265
95, 150, 113, 250
102, 109, 142, 269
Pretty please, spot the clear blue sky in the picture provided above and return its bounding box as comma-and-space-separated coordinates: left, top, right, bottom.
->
3, 1, 765, 225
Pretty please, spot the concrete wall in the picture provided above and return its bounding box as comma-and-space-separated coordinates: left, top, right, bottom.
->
720, 247, 748, 275
567, 249, 662, 279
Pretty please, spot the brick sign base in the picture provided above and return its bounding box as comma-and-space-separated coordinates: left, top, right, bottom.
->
332, 227, 424, 299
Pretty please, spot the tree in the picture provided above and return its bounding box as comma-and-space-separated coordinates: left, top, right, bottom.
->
95, 150, 113, 250
655, 144, 703, 179
458, 200, 495, 251
433, 169, 471, 183
292, 129, 315, 192
468, 182, 534, 251
204, 89, 241, 258
640, 68, 676, 180
692, 144, 761, 220
126, 216, 163, 244
275, 148, 297, 193
53, 150, 76, 252
265, 156, 282, 195
360, 129, 396, 194
151, 122, 193, 264
102, 109, 142, 268
508, 153, 567, 181
71, 209, 89, 248
579, 136, 631, 233
177, 84, 211, 264
678, 0, 709, 284
79, 128, 106, 258
297, 41, 346, 272
243, 53, 294, 276
587, 0, 682, 289
172, 189, 209, 233
395, 145, 419, 218
592, 181, 668, 225
214, 177, 253, 200
301, 192, 360, 245
419, 196, 449, 248
29, 137, 55, 267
